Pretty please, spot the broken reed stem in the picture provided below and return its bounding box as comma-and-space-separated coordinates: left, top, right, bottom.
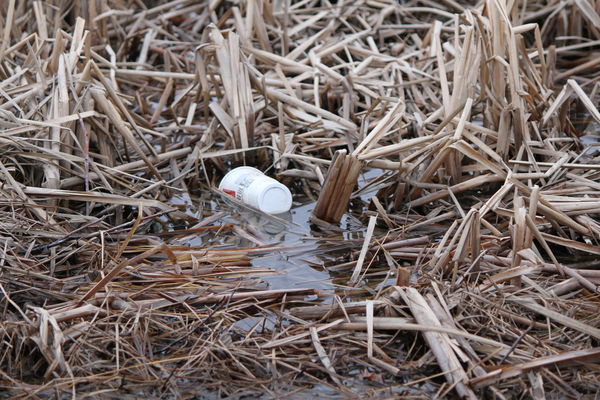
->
311, 150, 364, 224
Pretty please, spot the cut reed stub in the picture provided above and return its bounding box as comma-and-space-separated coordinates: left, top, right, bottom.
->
311, 150, 364, 224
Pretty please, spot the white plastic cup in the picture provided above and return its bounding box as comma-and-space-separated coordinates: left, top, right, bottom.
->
218, 166, 293, 214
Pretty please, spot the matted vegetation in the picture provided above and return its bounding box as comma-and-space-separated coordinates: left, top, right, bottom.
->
1, 0, 600, 398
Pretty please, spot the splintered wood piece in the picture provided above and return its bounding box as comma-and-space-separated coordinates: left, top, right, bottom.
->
312, 150, 363, 224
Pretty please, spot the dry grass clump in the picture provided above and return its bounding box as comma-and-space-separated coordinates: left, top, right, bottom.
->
1, 0, 600, 398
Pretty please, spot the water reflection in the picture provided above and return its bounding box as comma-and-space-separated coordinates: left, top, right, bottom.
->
245, 201, 335, 292
170, 167, 389, 294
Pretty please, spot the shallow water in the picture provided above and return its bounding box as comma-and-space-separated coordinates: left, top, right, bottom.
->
164, 168, 389, 309
248, 201, 335, 291
581, 120, 600, 153
236, 168, 385, 291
